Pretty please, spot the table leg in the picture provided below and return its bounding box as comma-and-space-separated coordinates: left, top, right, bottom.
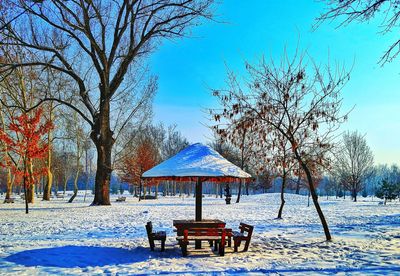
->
195, 240, 201, 249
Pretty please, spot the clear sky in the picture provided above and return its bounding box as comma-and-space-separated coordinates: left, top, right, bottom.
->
149, 0, 400, 166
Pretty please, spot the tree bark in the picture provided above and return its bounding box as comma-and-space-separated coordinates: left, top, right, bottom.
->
26, 160, 35, 204
90, 95, 114, 205
277, 173, 286, 219
43, 106, 54, 201
0, 110, 13, 202
138, 181, 142, 201
300, 159, 331, 241
23, 161, 29, 214
4, 168, 12, 201
68, 168, 79, 203
352, 189, 357, 202
236, 181, 242, 203
295, 175, 301, 194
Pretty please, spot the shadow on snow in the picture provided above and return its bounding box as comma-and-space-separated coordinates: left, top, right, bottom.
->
4, 245, 157, 268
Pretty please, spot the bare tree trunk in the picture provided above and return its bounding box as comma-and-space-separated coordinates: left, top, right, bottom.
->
26, 160, 35, 204
0, 110, 13, 201
277, 173, 286, 219
295, 175, 301, 194
91, 96, 114, 205
23, 160, 29, 214
300, 159, 331, 241
63, 176, 69, 195
138, 181, 142, 201
4, 168, 12, 202
352, 189, 357, 202
68, 168, 80, 203
236, 181, 242, 203
43, 105, 53, 201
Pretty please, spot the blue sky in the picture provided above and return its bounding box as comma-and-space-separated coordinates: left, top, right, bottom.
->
149, 0, 400, 165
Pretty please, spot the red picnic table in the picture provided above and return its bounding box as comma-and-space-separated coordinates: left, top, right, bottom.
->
173, 219, 226, 250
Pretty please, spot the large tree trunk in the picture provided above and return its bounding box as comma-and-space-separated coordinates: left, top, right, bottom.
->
4, 168, 12, 202
352, 189, 357, 202
43, 107, 53, 201
277, 173, 286, 219
1, 111, 13, 202
91, 139, 112, 205
90, 97, 114, 205
43, 163, 53, 200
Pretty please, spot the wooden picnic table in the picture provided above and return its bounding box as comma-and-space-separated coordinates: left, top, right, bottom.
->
173, 219, 226, 235
173, 219, 226, 250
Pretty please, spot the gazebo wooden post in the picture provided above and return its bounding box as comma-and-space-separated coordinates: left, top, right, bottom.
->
195, 177, 202, 249
195, 177, 202, 221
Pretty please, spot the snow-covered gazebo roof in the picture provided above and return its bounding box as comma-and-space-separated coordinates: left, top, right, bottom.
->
142, 143, 251, 182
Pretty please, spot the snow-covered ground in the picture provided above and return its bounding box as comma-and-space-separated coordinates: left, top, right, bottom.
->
0, 193, 399, 275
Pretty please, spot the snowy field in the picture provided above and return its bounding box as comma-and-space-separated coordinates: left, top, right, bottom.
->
0, 193, 399, 275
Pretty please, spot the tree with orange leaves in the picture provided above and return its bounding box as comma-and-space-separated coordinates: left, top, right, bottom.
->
0, 107, 53, 213
118, 137, 159, 200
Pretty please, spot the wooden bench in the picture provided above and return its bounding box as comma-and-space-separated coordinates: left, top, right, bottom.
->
116, 196, 126, 202
145, 221, 166, 252
232, 223, 254, 252
4, 198, 15, 203
176, 228, 226, 256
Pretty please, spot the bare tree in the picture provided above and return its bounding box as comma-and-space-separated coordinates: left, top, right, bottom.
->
163, 124, 190, 159
0, 0, 214, 205
211, 51, 350, 241
333, 131, 374, 202
317, 0, 399, 64
68, 112, 85, 203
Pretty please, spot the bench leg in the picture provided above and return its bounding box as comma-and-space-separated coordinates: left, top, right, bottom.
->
234, 239, 239, 253
195, 240, 201, 249
213, 241, 218, 251
181, 243, 188, 257
243, 238, 251, 252
150, 240, 155, 251
209, 241, 213, 247
161, 239, 165, 252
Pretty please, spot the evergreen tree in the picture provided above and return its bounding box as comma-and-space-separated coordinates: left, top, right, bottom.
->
375, 180, 398, 205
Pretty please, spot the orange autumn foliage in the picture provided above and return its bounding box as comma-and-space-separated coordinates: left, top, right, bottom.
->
0, 108, 53, 187
119, 138, 159, 186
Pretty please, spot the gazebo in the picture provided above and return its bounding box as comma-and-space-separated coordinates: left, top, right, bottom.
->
141, 143, 252, 221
